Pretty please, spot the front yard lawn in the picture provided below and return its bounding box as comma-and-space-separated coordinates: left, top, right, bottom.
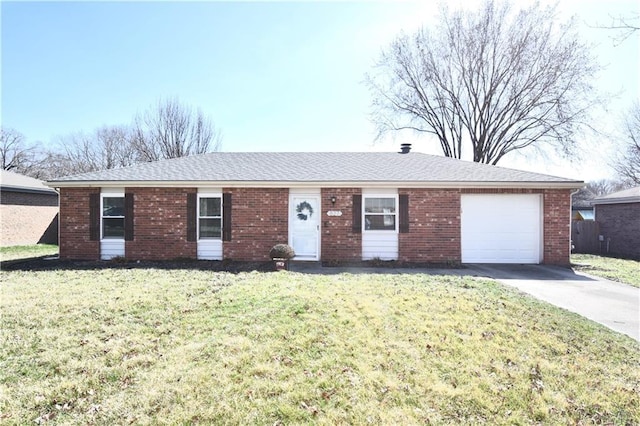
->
1, 269, 638, 424
572, 254, 640, 288
0, 244, 58, 262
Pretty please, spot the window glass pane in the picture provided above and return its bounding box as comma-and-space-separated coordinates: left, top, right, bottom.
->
103, 197, 124, 216
365, 215, 396, 230
199, 198, 221, 217
364, 198, 396, 214
199, 218, 221, 238
103, 218, 125, 238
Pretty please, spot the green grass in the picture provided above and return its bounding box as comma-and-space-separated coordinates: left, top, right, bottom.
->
1, 269, 638, 425
572, 254, 640, 288
0, 244, 58, 262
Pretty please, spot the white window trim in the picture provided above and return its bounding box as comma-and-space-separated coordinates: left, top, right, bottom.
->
197, 193, 222, 240
101, 192, 125, 241
362, 194, 399, 233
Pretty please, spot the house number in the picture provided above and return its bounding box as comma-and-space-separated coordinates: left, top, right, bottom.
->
327, 210, 343, 216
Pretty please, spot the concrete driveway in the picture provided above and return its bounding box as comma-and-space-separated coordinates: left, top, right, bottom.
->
467, 264, 640, 342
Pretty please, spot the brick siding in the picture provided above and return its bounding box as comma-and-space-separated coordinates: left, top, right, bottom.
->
459, 188, 572, 265
0, 189, 59, 246
59, 188, 99, 259
398, 189, 461, 263
125, 187, 197, 260
462, 188, 571, 266
321, 188, 362, 262
57, 186, 572, 264
542, 189, 572, 265
222, 188, 289, 261
596, 203, 640, 259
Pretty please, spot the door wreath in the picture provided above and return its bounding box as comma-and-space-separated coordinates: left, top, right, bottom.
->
296, 201, 314, 220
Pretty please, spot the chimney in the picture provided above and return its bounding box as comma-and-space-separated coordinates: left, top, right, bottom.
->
399, 143, 412, 154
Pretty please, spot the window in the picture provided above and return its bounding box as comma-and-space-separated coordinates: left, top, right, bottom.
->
102, 196, 125, 239
364, 197, 397, 231
199, 196, 222, 239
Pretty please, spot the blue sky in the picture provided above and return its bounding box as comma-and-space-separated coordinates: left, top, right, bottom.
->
1, 1, 638, 181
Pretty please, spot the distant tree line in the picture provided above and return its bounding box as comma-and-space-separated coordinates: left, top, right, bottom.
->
1, 97, 222, 180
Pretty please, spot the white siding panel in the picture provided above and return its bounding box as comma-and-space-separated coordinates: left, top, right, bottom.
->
197, 240, 223, 260
362, 232, 398, 260
461, 194, 541, 264
100, 240, 124, 260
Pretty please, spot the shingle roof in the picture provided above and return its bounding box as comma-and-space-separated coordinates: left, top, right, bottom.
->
1, 170, 58, 194
592, 186, 640, 204
47, 152, 581, 187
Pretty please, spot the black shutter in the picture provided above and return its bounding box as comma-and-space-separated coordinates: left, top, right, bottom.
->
89, 193, 100, 241
352, 194, 362, 233
222, 192, 232, 241
187, 193, 197, 242
399, 194, 409, 233
124, 192, 134, 241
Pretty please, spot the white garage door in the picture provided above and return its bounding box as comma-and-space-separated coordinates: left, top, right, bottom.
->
461, 194, 542, 264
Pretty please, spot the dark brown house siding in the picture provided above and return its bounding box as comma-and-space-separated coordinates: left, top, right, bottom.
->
595, 203, 640, 259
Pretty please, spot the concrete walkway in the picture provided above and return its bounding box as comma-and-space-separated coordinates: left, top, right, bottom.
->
289, 262, 640, 341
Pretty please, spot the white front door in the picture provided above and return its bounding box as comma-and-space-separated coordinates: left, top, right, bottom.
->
289, 194, 320, 260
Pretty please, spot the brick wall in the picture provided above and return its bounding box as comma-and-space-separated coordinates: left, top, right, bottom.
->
398, 189, 461, 263
222, 188, 289, 261
320, 188, 362, 262
59, 188, 99, 260
57, 186, 573, 264
596, 203, 640, 259
125, 187, 197, 260
542, 189, 572, 265
460, 188, 571, 265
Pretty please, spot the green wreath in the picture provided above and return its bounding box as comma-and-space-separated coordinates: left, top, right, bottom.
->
296, 201, 314, 221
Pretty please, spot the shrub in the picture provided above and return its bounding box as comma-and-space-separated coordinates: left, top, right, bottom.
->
269, 244, 295, 260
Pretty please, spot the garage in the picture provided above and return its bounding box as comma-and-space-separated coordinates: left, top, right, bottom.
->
461, 194, 542, 263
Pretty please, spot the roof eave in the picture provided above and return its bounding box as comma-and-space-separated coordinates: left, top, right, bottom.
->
46, 180, 584, 189
1, 185, 59, 195
592, 197, 640, 205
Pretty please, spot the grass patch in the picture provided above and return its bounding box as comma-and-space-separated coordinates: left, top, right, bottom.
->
572, 254, 640, 288
1, 269, 638, 424
0, 244, 58, 262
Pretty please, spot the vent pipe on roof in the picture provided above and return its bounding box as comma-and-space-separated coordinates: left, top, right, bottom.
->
399, 143, 412, 154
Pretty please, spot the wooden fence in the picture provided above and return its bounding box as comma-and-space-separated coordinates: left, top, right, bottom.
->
571, 220, 600, 254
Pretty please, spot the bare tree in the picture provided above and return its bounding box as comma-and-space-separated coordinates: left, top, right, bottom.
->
45, 125, 138, 177
133, 98, 222, 162
367, 0, 600, 165
595, 12, 639, 44
572, 179, 628, 207
613, 103, 640, 185
0, 127, 45, 177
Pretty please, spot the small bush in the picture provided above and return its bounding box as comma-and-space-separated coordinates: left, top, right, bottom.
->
269, 244, 295, 260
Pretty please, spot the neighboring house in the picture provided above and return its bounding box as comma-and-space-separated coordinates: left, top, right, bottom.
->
46, 150, 581, 265
1, 170, 59, 246
591, 186, 640, 259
